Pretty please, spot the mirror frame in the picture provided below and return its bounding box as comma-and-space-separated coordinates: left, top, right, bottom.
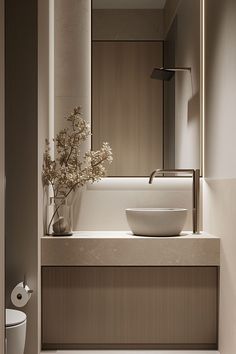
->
90, 0, 205, 177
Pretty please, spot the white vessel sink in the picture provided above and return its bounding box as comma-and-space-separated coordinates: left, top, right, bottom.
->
126, 208, 188, 237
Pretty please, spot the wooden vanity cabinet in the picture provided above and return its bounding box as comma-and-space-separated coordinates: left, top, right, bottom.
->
42, 266, 218, 350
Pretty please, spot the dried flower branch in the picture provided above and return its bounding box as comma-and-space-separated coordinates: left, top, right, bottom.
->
42, 106, 113, 234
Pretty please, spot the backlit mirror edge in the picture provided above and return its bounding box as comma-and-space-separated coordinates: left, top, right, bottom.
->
200, 0, 205, 178
90, 0, 205, 180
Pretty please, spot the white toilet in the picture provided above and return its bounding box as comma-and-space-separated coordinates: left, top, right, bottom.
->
5, 309, 27, 354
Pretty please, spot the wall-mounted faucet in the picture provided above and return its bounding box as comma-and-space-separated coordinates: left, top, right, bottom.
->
149, 169, 200, 234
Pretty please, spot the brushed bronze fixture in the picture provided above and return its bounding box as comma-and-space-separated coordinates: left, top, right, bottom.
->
149, 169, 200, 234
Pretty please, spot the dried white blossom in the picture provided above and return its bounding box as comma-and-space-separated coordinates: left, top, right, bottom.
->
42, 106, 113, 200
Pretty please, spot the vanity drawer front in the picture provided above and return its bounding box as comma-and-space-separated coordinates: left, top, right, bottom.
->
42, 266, 218, 350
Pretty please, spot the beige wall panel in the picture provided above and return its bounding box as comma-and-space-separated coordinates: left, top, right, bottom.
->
164, 0, 180, 36
42, 266, 218, 349
203, 1, 236, 353
92, 41, 163, 176
73, 180, 194, 231
54, 0, 91, 155
93, 9, 164, 40
204, 0, 236, 179
174, 0, 200, 169
54, 0, 91, 98
204, 179, 236, 354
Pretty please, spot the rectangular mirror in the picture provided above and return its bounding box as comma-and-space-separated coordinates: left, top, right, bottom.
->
92, 0, 202, 176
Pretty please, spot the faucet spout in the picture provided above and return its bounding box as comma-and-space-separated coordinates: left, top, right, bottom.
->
148, 168, 200, 234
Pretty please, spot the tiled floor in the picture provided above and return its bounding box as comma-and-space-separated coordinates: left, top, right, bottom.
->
41, 351, 220, 354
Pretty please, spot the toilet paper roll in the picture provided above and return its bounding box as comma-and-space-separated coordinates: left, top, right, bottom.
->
11, 282, 32, 308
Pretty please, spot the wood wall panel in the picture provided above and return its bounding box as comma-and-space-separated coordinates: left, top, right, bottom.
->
92, 41, 163, 176
92, 9, 164, 40
42, 266, 218, 349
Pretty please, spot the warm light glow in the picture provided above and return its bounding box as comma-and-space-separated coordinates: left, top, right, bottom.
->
49, 0, 54, 157
48, 0, 55, 201
200, 0, 205, 176
87, 177, 192, 191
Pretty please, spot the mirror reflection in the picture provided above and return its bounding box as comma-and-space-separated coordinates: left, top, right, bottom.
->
92, 0, 201, 177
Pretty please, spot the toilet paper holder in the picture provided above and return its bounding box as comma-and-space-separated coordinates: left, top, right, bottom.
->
23, 275, 33, 294
11, 276, 33, 307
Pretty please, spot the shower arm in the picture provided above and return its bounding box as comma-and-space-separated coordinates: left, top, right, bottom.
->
160, 67, 191, 72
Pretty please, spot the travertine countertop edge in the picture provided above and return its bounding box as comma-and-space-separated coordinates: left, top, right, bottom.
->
41, 230, 220, 239
41, 231, 220, 266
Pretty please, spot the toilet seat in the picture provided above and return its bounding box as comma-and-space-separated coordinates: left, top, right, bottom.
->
6, 309, 26, 327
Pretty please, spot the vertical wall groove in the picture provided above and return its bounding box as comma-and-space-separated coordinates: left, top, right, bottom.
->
0, 0, 4, 351
5, 1, 38, 353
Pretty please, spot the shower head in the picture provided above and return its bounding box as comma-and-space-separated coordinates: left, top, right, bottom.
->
151, 67, 191, 81
151, 68, 175, 81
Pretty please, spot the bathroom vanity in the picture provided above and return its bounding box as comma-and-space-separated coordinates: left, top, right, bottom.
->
41, 232, 220, 350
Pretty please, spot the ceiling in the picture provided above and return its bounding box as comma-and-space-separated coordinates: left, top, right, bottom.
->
93, 0, 167, 9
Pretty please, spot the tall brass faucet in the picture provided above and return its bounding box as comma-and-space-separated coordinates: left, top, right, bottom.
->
149, 169, 200, 234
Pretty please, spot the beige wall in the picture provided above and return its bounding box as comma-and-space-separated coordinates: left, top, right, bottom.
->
54, 0, 91, 152
204, 0, 236, 179
164, 0, 180, 36
174, 0, 200, 169
93, 9, 164, 40
163, 0, 201, 170
203, 180, 236, 353
203, 0, 236, 353
5, 1, 38, 353
73, 178, 195, 232
0, 0, 4, 352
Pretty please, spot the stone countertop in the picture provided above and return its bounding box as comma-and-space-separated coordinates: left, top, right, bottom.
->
41, 231, 220, 266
